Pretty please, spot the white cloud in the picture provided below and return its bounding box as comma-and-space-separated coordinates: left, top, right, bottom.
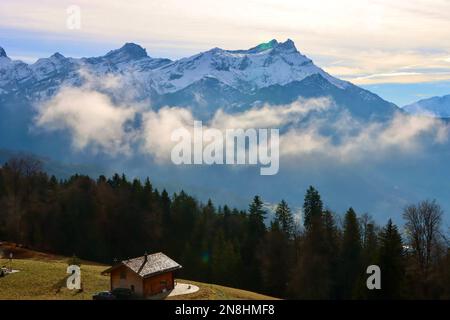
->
139, 98, 331, 163
33, 74, 450, 166
33, 69, 150, 155
35, 86, 138, 155
140, 106, 196, 163
210, 98, 332, 130
138, 97, 450, 164
77, 68, 123, 91
280, 111, 449, 162
324, 50, 450, 85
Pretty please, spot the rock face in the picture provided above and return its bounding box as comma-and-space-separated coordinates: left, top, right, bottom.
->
0, 47, 7, 58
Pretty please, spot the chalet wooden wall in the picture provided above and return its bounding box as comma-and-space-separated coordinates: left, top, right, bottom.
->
143, 272, 174, 296
110, 265, 144, 295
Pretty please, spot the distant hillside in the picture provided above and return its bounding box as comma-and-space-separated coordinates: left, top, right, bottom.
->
403, 94, 450, 117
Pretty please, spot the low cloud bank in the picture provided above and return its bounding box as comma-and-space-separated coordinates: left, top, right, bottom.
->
280, 110, 449, 162
34, 72, 450, 165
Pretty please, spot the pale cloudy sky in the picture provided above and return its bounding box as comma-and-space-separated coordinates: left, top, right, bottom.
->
1, 0, 450, 105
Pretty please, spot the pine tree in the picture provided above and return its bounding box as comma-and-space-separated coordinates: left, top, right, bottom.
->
288, 189, 333, 299
339, 207, 362, 299
260, 224, 292, 297
160, 189, 171, 218
323, 209, 340, 298
354, 218, 379, 299
377, 219, 404, 299
303, 186, 323, 230
362, 223, 378, 263
211, 230, 227, 284
0, 171, 6, 198
211, 230, 241, 286
248, 195, 266, 237
0, 169, 5, 238
243, 196, 267, 290
274, 200, 295, 238
289, 225, 331, 299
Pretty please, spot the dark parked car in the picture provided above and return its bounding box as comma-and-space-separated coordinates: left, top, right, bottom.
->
111, 288, 135, 300
0, 267, 8, 277
92, 291, 115, 300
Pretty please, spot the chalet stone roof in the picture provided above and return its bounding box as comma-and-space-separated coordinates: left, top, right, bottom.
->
102, 252, 182, 278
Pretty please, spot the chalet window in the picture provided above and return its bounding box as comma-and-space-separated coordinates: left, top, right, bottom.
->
120, 270, 127, 279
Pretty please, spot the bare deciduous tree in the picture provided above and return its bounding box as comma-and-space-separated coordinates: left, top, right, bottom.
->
8, 156, 43, 177
403, 200, 443, 276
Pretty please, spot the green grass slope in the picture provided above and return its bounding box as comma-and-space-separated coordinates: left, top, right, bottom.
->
0, 245, 277, 300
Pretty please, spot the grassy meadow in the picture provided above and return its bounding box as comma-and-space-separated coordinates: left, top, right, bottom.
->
0, 257, 109, 300
0, 244, 276, 300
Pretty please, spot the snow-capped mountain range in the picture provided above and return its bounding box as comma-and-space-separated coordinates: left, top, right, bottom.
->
0, 39, 398, 119
0, 40, 345, 94
403, 95, 450, 118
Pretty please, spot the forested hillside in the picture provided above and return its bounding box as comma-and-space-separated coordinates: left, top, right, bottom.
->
0, 157, 449, 299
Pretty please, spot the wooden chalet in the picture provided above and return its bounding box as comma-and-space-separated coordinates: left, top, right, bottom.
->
102, 252, 182, 297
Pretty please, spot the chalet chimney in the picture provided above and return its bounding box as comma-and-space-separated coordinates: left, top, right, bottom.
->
144, 252, 148, 262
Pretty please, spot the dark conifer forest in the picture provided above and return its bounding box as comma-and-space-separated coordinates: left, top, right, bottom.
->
0, 157, 449, 299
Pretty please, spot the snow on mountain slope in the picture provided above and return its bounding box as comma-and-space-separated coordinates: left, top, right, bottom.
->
0, 43, 171, 99
0, 48, 33, 87
0, 40, 348, 97
152, 39, 349, 94
0, 40, 398, 120
82, 43, 172, 72
403, 95, 450, 118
